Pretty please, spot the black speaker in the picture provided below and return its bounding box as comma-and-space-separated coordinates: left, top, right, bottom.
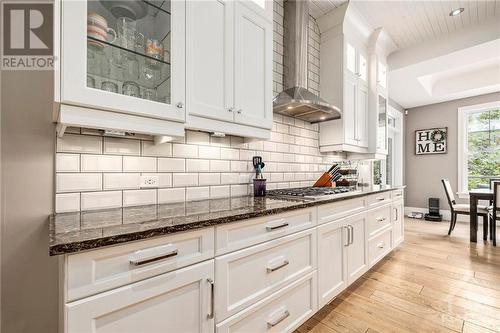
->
425, 197, 442, 221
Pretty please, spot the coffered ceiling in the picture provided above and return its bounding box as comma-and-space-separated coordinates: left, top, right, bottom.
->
309, 1, 500, 50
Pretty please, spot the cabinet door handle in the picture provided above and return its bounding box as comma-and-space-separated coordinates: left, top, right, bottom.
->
266, 259, 289, 273
344, 226, 350, 247
236, 109, 242, 114
349, 225, 354, 245
129, 245, 178, 266
376, 217, 386, 222
394, 208, 398, 221
376, 197, 385, 201
207, 278, 215, 319
176, 102, 184, 109
377, 242, 385, 249
266, 222, 289, 231
267, 310, 290, 328
228, 107, 235, 112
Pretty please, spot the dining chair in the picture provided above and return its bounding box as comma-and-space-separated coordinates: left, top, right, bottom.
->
441, 179, 490, 238
489, 181, 499, 246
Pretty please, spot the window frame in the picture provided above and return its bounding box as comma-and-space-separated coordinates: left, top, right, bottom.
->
457, 101, 500, 198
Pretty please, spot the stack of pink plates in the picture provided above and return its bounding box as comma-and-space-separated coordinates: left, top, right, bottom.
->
87, 12, 110, 48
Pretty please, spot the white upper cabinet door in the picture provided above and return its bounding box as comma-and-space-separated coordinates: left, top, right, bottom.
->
345, 42, 357, 76
233, 2, 273, 129
317, 220, 348, 308
240, 0, 274, 21
356, 83, 368, 148
343, 75, 357, 146
61, 0, 185, 122
346, 213, 368, 284
377, 61, 387, 89
186, 0, 234, 122
66, 260, 214, 333
358, 52, 368, 82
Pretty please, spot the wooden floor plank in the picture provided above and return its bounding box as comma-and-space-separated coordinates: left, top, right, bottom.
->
294, 219, 500, 333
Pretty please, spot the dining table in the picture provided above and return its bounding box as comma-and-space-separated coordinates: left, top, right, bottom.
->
469, 188, 494, 243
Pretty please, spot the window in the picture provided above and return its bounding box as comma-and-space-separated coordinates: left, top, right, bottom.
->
458, 102, 500, 196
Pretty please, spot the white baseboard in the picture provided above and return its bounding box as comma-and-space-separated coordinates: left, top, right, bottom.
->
404, 206, 470, 223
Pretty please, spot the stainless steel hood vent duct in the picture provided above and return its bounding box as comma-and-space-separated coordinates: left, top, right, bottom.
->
273, 0, 341, 123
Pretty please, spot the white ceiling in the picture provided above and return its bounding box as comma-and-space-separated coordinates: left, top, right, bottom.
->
309, 1, 500, 50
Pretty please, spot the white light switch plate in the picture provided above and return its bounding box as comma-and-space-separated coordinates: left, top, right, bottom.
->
140, 175, 159, 188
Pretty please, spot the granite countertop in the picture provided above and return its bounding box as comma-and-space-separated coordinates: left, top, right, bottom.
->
49, 186, 404, 255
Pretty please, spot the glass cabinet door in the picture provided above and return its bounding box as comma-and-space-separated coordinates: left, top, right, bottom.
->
61, 0, 185, 122
377, 95, 388, 152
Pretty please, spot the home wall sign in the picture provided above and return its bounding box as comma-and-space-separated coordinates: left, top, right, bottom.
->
415, 127, 447, 155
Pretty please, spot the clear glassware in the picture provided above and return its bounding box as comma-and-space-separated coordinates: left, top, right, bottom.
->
143, 88, 157, 101
101, 81, 118, 93
122, 81, 140, 97
87, 75, 96, 88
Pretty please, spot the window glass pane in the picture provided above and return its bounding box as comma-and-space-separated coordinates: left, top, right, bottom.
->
346, 43, 356, 74
466, 108, 500, 190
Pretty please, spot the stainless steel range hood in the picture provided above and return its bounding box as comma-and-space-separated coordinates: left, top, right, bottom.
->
273, 0, 341, 123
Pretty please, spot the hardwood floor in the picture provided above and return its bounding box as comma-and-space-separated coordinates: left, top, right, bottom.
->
296, 218, 500, 333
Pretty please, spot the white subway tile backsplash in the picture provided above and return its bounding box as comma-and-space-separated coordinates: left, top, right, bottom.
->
199, 146, 221, 159
186, 187, 209, 201
210, 185, 230, 199
142, 141, 172, 157
158, 158, 185, 172
81, 191, 122, 210
186, 131, 210, 145
123, 189, 157, 207
210, 160, 230, 172
103, 173, 140, 190
186, 159, 210, 172
57, 134, 102, 154
210, 136, 231, 147
123, 156, 157, 172
81, 154, 122, 172
158, 188, 185, 203
173, 144, 198, 158
230, 161, 248, 172
220, 148, 239, 160
104, 137, 140, 155
56, 154, 80, 172
173, 173, 198, 187
199, 173, 221, 186
239, 150, 255, 161
55, 193, 80, 213
220, 173, 239, 184
231, 184, 248, 197
56, 174, 102, 193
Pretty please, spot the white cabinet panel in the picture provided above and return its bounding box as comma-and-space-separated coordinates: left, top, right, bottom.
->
234, 2, 273, 129
346, 213, 368, 284
392, 199, 404, 247
317, 197, 366, 225
66, 227, 214, 301
215, 229, 316, 321
317, 220, 348, 307
368, 228, 392, 266
356, 83, 368, 148
187, 0, 234, 122
216, 272, 317, 333
343, 75, 357, 146
367, 204, 392, 238
66, 260, 214, 333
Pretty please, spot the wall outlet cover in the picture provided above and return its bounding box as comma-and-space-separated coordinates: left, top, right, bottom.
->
140, 175, 159, 188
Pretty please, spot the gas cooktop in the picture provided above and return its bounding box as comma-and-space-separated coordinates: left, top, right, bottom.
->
267, 187, 360, 201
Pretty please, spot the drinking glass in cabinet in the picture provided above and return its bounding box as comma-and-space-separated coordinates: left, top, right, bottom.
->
86, 0, 172, 104
101, 81, 118, 93
87, 75, 96, 88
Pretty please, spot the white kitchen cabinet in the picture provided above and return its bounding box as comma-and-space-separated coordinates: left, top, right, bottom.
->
56, 0, 186, 137
377, 61, 388, 90
319, 38, 369, 153
65, 260, 214, 333
317, 211, 367, 307
392, 199, 404, 247
186, 0, 272, 139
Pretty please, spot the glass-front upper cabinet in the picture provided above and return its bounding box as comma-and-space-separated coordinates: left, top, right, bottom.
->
377, 61, 387, 89
60, 0, 185, 122
377, 94, 388, 152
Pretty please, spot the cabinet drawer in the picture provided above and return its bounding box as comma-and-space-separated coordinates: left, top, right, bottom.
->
366, 191, 392, 208
392, 189, 404, 200
66, 228, 214, 301
368, 229, 392, 266
215, 208, 316, 255
215, 229, 316, 321
216, 272, 317, 333
317, 197, 366, 225
367, 205, 392, 237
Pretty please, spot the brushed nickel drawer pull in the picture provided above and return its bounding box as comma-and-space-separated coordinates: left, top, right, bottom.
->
267, 260, 290, 273
376, 217, 387, 222
129, 245, 178, 266
266, 222, 289, 231
267, 310, 290, 327
376, 197, 385, 201
344, 226, 350, 247
207, 278, 215, 319
349, 225, 354, 245
377, 242, 385, 249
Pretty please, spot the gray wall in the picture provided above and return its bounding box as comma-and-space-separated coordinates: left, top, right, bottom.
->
404, 92, 500, 209
1, 70, 58, 332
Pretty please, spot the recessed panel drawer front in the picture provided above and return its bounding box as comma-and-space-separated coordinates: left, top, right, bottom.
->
366, 191, 392, 208
215, 208, 316, 255
367, 205, 392, 237
66, 227, 215, 302
368, 228, 392, 266
391, 189, 404, 200
216, 272, 317, 333
215, 229, 316, 321
317, 197, 366, 225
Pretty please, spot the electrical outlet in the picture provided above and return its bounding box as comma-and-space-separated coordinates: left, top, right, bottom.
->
140, 175, 159, 188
